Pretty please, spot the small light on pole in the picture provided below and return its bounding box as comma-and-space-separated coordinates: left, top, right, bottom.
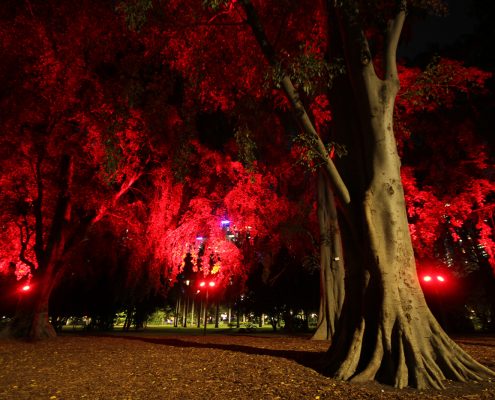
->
21, 285, 31, 292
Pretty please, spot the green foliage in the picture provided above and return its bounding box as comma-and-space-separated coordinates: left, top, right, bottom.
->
269, 57, 345, 96
126, 80, 145, 107
104, 122, 124, 184
172, 138, 194, 181
409, 0, 448, 16
117, 0, 153, 31
234, 125, 257, 171
293, 134, 347, 172
202, 0, 230, 12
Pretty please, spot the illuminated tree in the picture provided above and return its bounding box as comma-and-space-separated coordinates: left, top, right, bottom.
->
396, 57, 495, 330
0, 1, 152, 339
129, 0, 495, 388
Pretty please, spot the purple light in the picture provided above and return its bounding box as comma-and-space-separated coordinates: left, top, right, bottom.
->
220, 220, 230, 226
196, 236, 204, 241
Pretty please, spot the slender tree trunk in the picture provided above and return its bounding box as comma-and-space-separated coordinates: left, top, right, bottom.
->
190, 299, 195, 326
312, 171, 345, 340
197, 301, 202, 328
214, 301, 220, 328
174, 298, 180, 327
182, 296, 189, 327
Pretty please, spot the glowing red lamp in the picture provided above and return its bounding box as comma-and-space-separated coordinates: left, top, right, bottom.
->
422, 275, 445, 283
199, 281, 206, 287
208, 281, 215, 287
21, 284, 31, 292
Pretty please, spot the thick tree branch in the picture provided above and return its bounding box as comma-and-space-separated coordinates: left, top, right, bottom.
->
91, 172, 143, 224
43, 155, 73, 270
33, 152, 45, 266
16, 220, 36, 271
384, 1, 406, 81
239, 0, 350, 205
334, 3, 377, 88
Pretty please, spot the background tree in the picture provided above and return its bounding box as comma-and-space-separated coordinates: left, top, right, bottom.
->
0, 0, 154, 339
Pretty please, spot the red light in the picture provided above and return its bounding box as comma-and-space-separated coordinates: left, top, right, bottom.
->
209, 281, 215, 287
423, 275, 432, 282
21, 285, 31, 292
199, 282, 206, 287
437, 275, 445, 282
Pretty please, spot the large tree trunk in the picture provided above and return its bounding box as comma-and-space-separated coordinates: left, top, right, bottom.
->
4, 274, 57, 340
240, 0, 494, 388
312, 171, 345, 340
3, 155, 74, 340
322, 16, 495, 384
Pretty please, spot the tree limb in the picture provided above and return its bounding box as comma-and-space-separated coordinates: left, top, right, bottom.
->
16, 220, 36, 271
384, 1, 406, 81
91, 172, 143, 224
239, 0, 350, 205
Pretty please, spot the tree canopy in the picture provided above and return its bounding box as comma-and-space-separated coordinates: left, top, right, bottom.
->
0, 0, 494, 389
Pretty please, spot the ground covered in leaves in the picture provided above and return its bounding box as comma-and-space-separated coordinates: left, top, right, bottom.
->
0, 330, 494, 399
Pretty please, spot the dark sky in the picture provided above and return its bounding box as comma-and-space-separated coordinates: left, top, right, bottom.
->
399, 0, 475, 58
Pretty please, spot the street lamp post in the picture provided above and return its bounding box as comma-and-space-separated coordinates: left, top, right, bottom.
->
199, 280, 216, 335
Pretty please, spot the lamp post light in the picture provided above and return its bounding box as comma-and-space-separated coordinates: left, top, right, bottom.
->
199, 280, 216, 335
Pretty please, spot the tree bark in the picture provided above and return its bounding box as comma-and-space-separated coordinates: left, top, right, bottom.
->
323, 81, 495, 386
312, 171, 345, 340
239, 0, 495, 388
321, 4, 495, 388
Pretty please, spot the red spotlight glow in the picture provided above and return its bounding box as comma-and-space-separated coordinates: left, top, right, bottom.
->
437, 275, 445, 282
209, 281, 215, 287
21, 285, 31, 292
199, 281, 206, 287
423, 275, 432, 282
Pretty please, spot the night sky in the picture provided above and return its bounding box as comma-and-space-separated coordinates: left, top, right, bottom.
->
399, 0, 475, 58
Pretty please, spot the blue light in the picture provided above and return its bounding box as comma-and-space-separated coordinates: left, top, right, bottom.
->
220, 220, 230, 226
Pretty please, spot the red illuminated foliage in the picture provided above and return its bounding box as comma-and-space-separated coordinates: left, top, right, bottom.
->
0, 0, 493, 388
145, 141, 304, 291
397, 58, 495, 272
0, 1, 158, 339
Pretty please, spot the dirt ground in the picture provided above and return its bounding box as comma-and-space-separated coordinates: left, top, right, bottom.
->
0, 331, 494, 399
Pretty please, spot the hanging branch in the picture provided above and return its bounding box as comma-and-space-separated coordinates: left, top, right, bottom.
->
239, 0, 351, 205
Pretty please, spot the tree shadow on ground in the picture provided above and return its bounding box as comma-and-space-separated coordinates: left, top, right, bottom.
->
105, 334, 327, 373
